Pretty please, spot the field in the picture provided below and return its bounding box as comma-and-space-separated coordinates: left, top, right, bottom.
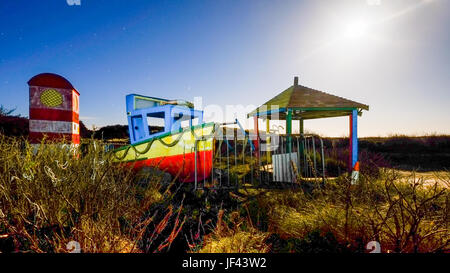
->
0, 134, 448, 253
329, 135, 450, 171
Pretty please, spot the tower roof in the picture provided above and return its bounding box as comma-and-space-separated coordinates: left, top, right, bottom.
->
28, 73, 79, 94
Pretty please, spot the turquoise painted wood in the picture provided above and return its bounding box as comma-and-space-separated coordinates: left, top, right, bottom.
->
126, 94, 203, 145
286, 109, 292, 153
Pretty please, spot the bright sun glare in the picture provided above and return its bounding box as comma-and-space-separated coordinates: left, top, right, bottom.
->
344, 20, 369, 39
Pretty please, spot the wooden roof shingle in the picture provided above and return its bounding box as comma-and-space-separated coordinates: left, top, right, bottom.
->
248, 77, 369, 120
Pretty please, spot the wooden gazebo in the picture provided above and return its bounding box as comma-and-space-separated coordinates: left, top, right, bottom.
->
248, 76, 369, 172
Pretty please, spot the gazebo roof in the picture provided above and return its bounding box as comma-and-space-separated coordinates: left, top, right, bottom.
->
248, 77, 369, 120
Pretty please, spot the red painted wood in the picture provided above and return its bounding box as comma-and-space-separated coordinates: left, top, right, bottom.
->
29, 132, 80, 144
30, 108, 79, 123
28, 73, 79, 94
126, 150, 213, 183
253, 116, 259, 155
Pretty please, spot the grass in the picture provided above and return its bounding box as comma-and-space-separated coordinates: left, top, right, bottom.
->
196, 210, 270, 253
225, 169, 449, 253
0, 135, 183, 253
0, 134, 448, 253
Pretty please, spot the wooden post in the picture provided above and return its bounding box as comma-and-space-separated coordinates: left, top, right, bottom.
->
253, 115, 259, 156
286, 109, 292, 153
349, 114, 352, 172
299, 118, 304, 135
349, 109, 358, 172
266, 118, 271, 163
299, 117, 304, 162
352, 109, 358, 169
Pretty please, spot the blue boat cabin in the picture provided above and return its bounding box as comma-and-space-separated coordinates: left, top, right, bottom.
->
126, 94, 204, 144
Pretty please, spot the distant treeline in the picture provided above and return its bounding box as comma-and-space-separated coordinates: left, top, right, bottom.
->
0, 113, 162, 141
321, 136, 450, 171
0, 115, 29, 137
0, 114, 127, 140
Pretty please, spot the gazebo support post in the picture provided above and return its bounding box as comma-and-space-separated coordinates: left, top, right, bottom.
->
286, 109, 292, 153
299, 118, 304, 135
299, 118, 304, 163
253, 115, 259, 156
266, 118, 271, 163
349, 109, 358, 173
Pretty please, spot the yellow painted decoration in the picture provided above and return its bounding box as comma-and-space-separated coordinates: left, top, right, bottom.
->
40, 89, 63, 107
113, 123, 215, 162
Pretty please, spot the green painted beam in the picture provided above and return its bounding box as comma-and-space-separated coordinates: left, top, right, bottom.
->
291, 107, 358, 111
299, 118, 304, 160
247, 107, 287, 118
287, 109, 292, 153
250, 107, 364, 120
299, 118, 304, 135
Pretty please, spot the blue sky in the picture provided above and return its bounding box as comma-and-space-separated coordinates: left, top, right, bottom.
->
1, 0, 449, 137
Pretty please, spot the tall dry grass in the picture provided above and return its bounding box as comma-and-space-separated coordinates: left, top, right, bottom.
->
1, 134, 448, 253
246, 170, 449, 253
0, 135, 184, 253
194, 210, 270, 253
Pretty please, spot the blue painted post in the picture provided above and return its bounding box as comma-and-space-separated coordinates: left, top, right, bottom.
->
351, 109, 358, 169
349, 115, 352, 172
349, 109, 360, 184
165, 108, 173, 132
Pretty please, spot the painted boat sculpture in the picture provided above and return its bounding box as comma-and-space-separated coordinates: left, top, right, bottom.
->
112, 94, 214, 182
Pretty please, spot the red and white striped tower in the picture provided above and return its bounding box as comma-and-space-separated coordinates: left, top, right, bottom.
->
28, 73, 80, 144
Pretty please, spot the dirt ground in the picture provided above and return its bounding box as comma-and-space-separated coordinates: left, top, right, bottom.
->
393, 169, 450, 188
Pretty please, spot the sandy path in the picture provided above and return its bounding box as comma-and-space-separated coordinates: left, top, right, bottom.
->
394, 169, 449, 188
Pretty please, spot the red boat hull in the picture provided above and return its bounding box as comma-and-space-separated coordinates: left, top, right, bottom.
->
126, 150, 213, 182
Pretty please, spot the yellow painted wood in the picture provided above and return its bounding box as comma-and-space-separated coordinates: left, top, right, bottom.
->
113, 124, 215, 162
